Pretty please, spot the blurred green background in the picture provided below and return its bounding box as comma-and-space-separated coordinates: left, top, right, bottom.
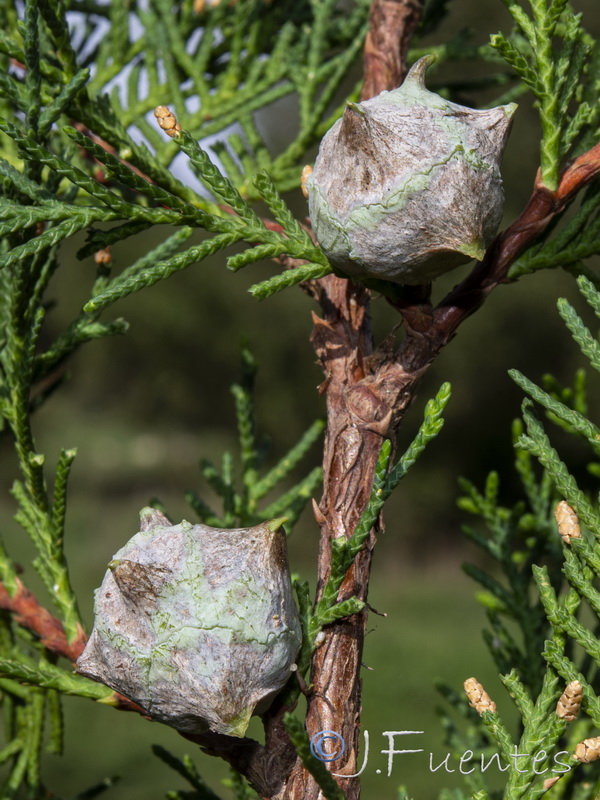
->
2, 0, 600, 797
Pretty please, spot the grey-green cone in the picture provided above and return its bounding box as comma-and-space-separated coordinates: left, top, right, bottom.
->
306, 56, 516, 284
76, 509, 301, 737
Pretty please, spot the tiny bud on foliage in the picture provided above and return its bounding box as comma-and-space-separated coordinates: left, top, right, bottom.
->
464, 676, 496, 715
154, 106, 181, 137
556, 680, 583, 721
543, 777, 560, 790
555, 500, 582, 544
94, 247, 112, 265
301, 164, 313, 199
575, 736, 600, 763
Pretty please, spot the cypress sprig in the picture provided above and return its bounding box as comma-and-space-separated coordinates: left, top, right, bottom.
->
252, 171, 312, 245
36, 0, 78, 78
509, 368, 600, 453
0, 658, 112, 700
250, 419, 326, 502
0, 119, 182, 222
0, 214, 119, 271
536, 566, 600, 663
227, 242, 292, 272
50, 448, 76, 540
249, 263, 333, 300
38, 68, 90, 137
500, 669, 535, 721
23, 0, 41, 143
152, 745, 223, 800
65, 127, 218, 220
462, 563, 518, 617
261, 466, 323, 526
46, 690, 63, 756
177, 132, 263, 226
230, 349, 259, 494
317, 596, 366, 627
557, 298, 600, 373
184, 492, 222, 528
0, 158, 57, 204
35, 318, 129, 381
512, 419, 554, 523
76, 220, 152, 261
183, 347, 324, 530
25, 688, 44, 790
83, 232, 242, 313
517, 400, 600, 538
562, 548, 600, 617
490, 0, 593, 189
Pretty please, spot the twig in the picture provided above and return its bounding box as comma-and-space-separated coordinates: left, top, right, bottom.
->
361, 0, 424, 100
0, 578, 85, 662
0, 579, 144, 714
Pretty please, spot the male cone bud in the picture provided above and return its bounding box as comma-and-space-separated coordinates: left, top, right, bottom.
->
306, 56, 516, 285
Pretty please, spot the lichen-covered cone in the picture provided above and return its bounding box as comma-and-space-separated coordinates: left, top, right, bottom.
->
76, 510, 302, 737
306, 55, 516, 285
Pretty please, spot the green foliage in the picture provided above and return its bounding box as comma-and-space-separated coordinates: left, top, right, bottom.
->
438, 276, 600, 799
182, 343, 325, 529
509, 183, 600, 281
152, 745, 226, 800
0, 0, 599, 797
490, 0, 598, 189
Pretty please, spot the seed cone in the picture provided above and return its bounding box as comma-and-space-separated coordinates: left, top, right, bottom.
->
77, 510, 301, 737
307, 56, 516, 285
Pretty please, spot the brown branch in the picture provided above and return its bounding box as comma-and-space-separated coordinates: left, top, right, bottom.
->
0, 578, 86, 662
0, 578, 144, 714
272, 7, 600, 800
361, 0, 424, 100
272, 5, 426, 799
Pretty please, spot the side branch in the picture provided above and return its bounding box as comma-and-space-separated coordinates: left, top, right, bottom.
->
398, 143, 600, 373
0, 578, 86, 662
0, 579, 145, 714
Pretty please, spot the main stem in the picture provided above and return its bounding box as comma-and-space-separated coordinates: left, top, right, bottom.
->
279, 4, 424, 794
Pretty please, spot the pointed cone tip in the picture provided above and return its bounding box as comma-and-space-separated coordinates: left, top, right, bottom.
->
225, 707, 253, 738
344, 100, 367, 121
456, 240, 486, 262
405, 54, 437, 86
266, 517, 289, 533
139, 506, 171, 531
